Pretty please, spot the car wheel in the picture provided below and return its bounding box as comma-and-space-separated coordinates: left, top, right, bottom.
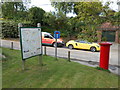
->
53, 43, 57, 47
90, 47, 96, 52
68, 45, 74, 49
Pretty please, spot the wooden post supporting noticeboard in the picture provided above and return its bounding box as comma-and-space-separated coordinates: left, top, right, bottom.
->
19, 23, 43, 70
22, 60, 25, 70
37, 23, 43, 66
18, 23, 23, 37
18, 23, 26, 70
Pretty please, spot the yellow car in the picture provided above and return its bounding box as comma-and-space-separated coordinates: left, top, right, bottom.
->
66, 40, 100, 52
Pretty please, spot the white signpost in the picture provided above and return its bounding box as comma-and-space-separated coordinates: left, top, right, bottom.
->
19, 27, 42, 70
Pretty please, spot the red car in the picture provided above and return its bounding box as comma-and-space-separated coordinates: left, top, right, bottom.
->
42, 32, 64, 47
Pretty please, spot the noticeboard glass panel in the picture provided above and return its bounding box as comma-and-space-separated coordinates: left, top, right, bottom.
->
20, 27, 42, 60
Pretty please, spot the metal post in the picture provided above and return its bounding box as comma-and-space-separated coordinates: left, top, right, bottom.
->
11, 42, 13, 49
68, 51, 71, 62
37, 23, 43, 66
22, 60, 25, 70
55, 38, 57, 60
44, 46, 46, 55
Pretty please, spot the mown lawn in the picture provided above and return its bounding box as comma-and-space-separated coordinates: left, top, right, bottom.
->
2, 48, 119, 88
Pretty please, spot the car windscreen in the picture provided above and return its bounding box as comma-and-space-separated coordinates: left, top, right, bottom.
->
49, 34, 54, 39
75, 40, 92, 44
44, 34, 53, 39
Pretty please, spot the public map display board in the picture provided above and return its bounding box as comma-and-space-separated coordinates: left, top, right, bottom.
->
20, 27, 42, 60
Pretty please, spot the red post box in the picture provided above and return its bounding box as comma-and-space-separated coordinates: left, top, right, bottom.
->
99, 42, 112, 70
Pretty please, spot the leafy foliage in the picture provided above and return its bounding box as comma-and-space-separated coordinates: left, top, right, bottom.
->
51, 1, 120, 42
1, 2, 27, 21
51, 2, 73, 15
74, 2, 104, 25
43, 11, 70, 37
1, 20, 33, 38
78, 25, 98, 42
28, 7, 45, 25
1, 1, 119, 42
96, 67, 110, 73
43, 12, 56, 26
1, 21, 18, 38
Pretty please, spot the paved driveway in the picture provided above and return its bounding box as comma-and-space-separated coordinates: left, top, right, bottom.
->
1, 39, 119, 66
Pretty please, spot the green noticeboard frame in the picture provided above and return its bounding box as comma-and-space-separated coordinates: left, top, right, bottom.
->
19, 27, 42, 60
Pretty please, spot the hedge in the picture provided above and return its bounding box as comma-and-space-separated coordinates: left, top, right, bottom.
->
1, 21, 34, 38
1, 21, 18, 38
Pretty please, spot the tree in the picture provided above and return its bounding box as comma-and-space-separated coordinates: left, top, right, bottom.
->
50, 1, 118, 41
43, 11, 72, 37
42, 12, 57, 32
112, 11, 120, 25
1, 2, 27, 20
66, 17, 84, 38
69, 2, 103, 41
28, 7, 45, 25
74, 2, 103, 25
51, 2, 73, 16
43, 12, 56, 27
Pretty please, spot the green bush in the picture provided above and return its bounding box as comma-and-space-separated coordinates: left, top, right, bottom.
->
1, 21, 18, 38
77, 25, 98, 42
102, 37, 107, 41
1, 20, 34, 38
23, 23, 36, 27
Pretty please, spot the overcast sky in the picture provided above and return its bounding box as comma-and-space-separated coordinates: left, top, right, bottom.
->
29, 0, 119, 17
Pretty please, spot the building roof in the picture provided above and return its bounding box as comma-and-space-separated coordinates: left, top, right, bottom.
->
98, 22, 120, 30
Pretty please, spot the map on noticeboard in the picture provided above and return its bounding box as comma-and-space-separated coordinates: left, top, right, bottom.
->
20, 28, 42, 60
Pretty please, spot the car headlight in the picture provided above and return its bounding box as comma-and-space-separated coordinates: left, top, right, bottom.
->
58, 41, 63, 43
96, 45, 100, 47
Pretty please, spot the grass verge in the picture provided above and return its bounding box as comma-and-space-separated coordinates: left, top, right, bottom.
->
2, 48, 119, 88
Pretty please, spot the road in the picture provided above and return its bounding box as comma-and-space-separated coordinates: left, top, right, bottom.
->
1, 39, 119, 66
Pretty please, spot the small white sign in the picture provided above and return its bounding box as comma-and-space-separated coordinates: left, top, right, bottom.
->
20, 28, 42, 59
